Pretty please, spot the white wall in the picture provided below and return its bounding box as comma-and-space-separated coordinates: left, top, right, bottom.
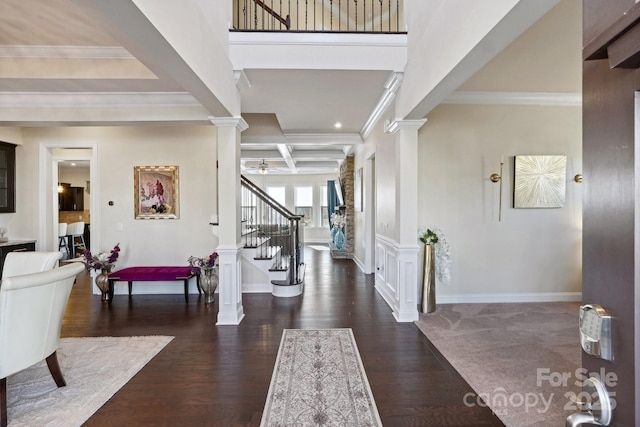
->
418, 103, 582, 302
398, 0, 559, 119
16, 125, 219, 294
133, 0, 240, 116
353, 119, 384, 270
0, 127, 22, 145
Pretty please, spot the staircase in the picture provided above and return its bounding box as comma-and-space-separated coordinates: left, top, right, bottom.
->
241, 175, 305, 297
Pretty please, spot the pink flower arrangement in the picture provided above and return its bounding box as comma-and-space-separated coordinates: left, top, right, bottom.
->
82, 243, 120, 271
188, 252, 219, 272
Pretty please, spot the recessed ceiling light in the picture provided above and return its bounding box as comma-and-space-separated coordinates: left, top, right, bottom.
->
334, 122, 342, 129
70, 162, 76, 166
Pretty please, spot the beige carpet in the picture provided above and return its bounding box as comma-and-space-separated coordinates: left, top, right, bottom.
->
415, 302, 580, 427
7, 335, 173, 427
261, 329, 382, 427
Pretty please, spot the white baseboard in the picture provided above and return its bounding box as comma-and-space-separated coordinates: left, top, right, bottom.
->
242, 282, 272, 293
436, 292, 582, 304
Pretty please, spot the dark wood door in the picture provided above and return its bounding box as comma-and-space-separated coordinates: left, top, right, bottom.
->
583, 1, 640, 424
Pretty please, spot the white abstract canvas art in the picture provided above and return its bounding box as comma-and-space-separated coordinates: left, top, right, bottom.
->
514, 155, 567, 208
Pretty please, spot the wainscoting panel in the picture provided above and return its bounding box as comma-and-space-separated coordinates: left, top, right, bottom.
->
374, 236, 419, 322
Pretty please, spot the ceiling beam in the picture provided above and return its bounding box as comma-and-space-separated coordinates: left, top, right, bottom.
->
72, 0, 235, 116
290, 150, 345, 160
277, 144, 297, 174
240, 149, 282, 159
284, 133, 363, 145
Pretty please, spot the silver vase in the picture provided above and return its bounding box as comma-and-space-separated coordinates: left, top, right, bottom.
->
421, 244, 436, 313
95, 266, 112, 303
199, 267, 218, 305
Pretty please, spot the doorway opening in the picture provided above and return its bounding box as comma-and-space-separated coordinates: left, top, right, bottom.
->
39, 143, 98, 258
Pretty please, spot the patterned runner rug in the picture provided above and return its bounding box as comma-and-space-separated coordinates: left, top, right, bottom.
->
261, 329, 382, 427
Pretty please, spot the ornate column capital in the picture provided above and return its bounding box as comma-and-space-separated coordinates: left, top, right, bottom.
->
208, 116, 249, 132
384, 118, 427, 134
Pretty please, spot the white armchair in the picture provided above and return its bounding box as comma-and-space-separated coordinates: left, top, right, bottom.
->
1, 251, 62, 279
0, 262, 84, 427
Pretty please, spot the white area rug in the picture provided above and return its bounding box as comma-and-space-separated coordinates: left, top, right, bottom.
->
7, 335, 173, 427
261, 329, 382, 427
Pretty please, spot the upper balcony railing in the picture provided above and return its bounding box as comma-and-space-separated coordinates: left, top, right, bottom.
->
232, 0, 404, 33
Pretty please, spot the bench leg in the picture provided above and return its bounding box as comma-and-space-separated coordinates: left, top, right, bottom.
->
108, 279, 115, 304
128, 281, 133, 296
184, 279, 189, 303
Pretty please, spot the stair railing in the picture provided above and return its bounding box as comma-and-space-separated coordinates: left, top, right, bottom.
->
232, 0, 404, 33
241, 175, 304, 286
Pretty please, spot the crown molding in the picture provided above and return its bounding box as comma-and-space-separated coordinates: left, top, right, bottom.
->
234, 70, 251, 93
443, 91, 582, 106
360, 71, 403, 140
0, 92, 199, 108
0, 45, 133, 59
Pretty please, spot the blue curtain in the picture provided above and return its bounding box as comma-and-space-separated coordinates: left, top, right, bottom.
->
327, 180, 339, 228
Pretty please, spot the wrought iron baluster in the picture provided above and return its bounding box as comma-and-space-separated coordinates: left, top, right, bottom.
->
254, 1, 258, 29
379, 0, 383, 31
305, 0, 308, 30
246, 0, 249, 29
330, 0, 333, 30
354, 0, 358, 32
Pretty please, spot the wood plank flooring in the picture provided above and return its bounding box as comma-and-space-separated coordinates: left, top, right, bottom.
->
61, 245, 504, 426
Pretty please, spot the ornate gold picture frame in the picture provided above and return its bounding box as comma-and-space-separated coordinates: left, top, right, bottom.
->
134, 165, 179, 219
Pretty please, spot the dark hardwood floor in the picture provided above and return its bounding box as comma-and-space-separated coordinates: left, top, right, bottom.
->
61, 245, 504, 426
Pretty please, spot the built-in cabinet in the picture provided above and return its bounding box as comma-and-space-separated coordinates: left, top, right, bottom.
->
58, 183, 84, 211
0, 141, 16, 213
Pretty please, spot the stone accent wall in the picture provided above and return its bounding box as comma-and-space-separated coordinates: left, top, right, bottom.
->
339, 155, 355, 258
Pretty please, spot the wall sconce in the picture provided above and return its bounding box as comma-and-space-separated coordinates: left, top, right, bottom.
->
489, 158, 504, 222
57, 184, 64, 193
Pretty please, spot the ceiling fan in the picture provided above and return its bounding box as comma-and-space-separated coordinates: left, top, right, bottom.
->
242, 159, 292, 175
257, 159, 269, 174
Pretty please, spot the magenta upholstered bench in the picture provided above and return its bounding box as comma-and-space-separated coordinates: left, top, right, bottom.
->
107, 266, 198, 304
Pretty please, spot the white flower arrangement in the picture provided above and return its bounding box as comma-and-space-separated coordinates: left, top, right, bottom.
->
330, 212, 346, 229
418, 227, 451, 285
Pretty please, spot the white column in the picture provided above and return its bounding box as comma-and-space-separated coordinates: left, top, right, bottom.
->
210, 116, 248, 325
386, 119, 427, 322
